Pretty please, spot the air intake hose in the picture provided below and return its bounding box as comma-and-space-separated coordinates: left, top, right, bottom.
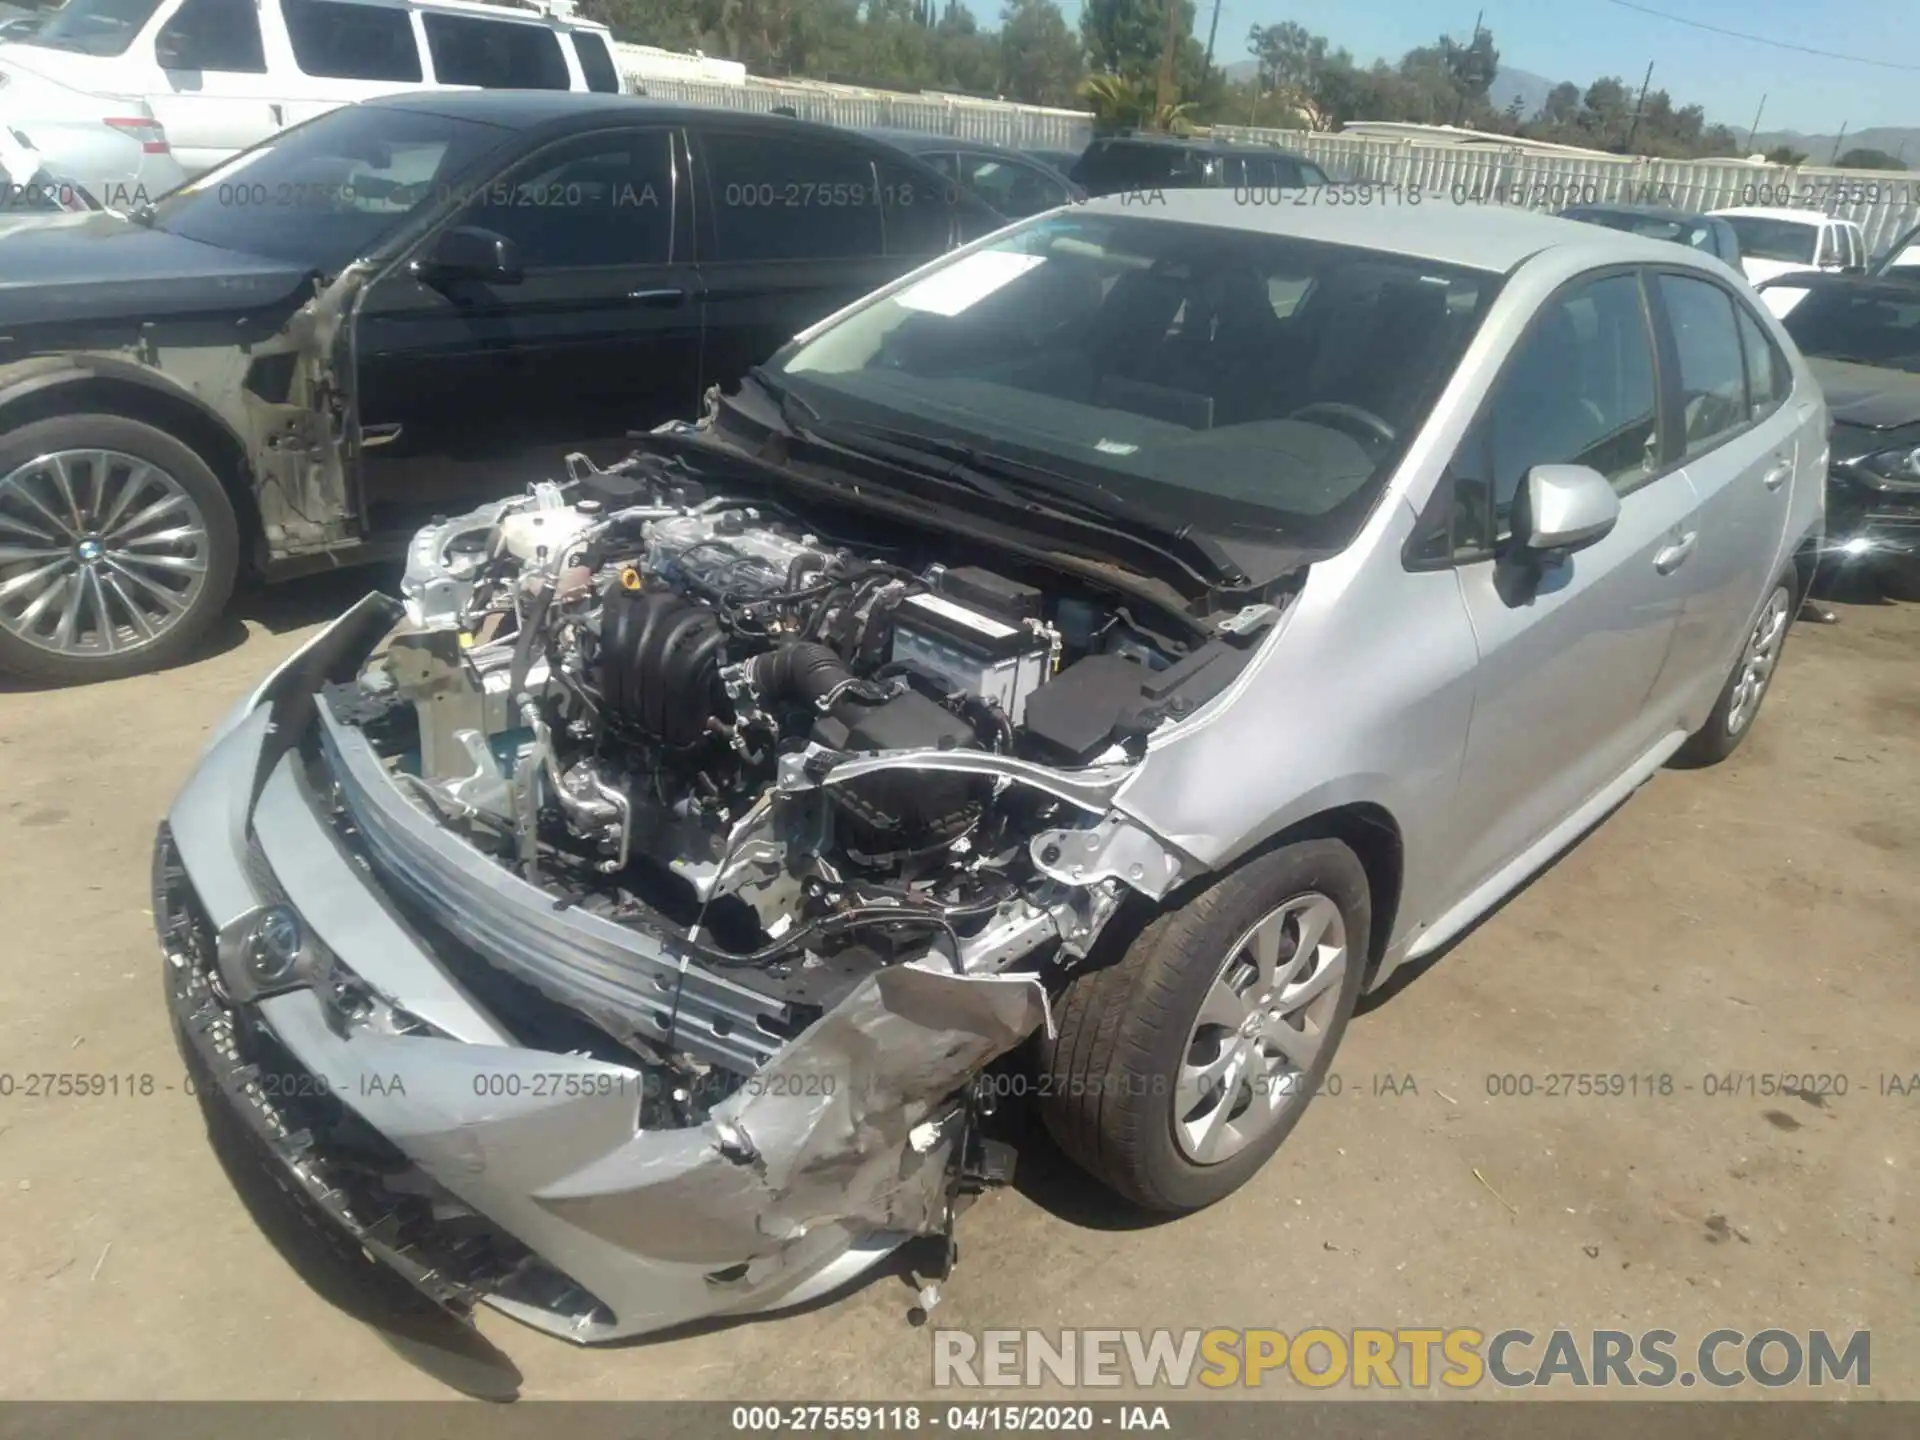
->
744, 642, 857, 708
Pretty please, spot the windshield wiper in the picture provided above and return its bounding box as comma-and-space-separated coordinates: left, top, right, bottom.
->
864, 428, 1251, 585
742, 370, 1248, 585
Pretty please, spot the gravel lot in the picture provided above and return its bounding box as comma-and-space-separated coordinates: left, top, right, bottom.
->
0, 574, 1914, 1401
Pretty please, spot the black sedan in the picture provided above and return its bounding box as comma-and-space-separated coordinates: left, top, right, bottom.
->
1558, 203, 1744, 268
860, 126, 1083, 218
1761, 271, 1920, 591
0, 92, 997, 682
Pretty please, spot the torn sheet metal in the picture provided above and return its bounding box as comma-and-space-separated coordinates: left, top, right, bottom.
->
536, 965, 1051, 1261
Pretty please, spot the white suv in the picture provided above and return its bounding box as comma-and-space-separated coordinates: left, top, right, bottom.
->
0, 0, 624, 175
1708, 205, 1867, 315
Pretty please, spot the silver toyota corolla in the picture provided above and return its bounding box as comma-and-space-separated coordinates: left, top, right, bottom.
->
158, 195, 1825, 1344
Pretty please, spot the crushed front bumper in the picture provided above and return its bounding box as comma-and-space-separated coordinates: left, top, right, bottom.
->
157, 597, 1050, 1343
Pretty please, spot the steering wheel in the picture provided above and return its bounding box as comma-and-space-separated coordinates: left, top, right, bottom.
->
1286, 401, 1398, 449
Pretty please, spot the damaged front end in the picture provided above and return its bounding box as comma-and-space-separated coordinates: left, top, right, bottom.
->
159, 453, 1279, 1343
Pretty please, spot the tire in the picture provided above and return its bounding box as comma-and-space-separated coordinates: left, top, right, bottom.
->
0, 413, 238, 683
1037, 837, 1371, 1212
1674, 576, 1793, 768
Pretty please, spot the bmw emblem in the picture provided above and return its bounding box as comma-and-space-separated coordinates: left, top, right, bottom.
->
249, 906, 304, 984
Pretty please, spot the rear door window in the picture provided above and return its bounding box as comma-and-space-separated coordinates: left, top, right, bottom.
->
1655, 273, 1751, 457
960, 152, 1068, 218
424, 13, 571, 89
703, 131, 882, 261
877, 156, 960, 256
571, 30, 621, 93
1736, 305, 1791, 417
284, 0, 422, 82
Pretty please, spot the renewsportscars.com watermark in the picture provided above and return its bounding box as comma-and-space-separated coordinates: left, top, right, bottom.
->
932, 1328, 1870, 1391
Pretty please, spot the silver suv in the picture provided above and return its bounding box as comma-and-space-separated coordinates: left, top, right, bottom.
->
159, 196, 1824, 1343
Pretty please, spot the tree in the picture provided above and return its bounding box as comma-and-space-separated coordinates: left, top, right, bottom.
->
1765, 145, 1809, 166
1246, 20, 1325, 93
1578, 76, 1630, 144
1437, 23, 1498, 103
1540, 81, 1580, 126
1836, 146, 1906, 171
998, 0, 1082, 105
1081, 0, 1193, 82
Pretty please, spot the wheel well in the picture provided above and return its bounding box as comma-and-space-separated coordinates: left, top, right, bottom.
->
0, 375, 259, 563
1248, 803, 1405, 982
1790, 539, 1818, 606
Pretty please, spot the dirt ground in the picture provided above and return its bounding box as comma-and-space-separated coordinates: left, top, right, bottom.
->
0, 574, 1914, 1402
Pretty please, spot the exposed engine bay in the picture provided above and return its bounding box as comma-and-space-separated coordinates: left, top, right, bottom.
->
329, 450, 1283, 1131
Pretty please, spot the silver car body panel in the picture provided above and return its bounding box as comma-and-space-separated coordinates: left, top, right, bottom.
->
165, 682, 1052, 1341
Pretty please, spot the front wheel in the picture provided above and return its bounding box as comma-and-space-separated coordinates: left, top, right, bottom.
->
1038, 838, 1370, 1212
0, 414, 238, 683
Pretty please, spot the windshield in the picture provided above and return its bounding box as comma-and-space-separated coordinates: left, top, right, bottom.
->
771, 212, 1498, 541
16, 0, 164, 56
1780, 284, 1920, 374
145, 103, 510, 269
1720, 215, 1818, 265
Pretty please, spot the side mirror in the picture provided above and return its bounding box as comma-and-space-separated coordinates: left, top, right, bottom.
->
412, 225, 522, 286
154, 32, 186, 67
1510, 464, 1619, 562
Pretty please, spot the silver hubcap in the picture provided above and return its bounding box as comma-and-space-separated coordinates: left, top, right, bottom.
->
0, 449, 209, 658
1726, 586, 1790, 736
1174, 892, 1349, 1165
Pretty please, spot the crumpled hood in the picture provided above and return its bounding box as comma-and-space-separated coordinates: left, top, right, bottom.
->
0, 212, 314, 326
1806, 356, 1920, 434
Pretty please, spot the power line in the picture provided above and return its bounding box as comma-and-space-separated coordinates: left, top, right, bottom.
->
1600, 0, 1920, 73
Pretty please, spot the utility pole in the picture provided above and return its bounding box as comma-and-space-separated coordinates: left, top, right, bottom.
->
1155, 0, 1182, 123
1745, 93, 1767, 153
1203, 0, 1222, 80
1830, 122, 1849, 165
1622, 59, 1654, 154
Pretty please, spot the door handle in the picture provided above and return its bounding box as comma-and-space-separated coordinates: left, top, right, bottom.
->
1763, 459, 1791, 491
1653, 530, 1698, 574
627, 287, 686, 308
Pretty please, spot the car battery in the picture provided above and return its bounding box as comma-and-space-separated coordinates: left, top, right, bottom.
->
891, 592, 1052, 724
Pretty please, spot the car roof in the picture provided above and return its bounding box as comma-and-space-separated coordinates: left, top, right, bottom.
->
861, 126, 1016, 155
1090, 131, 1315, 160
1709, 206, 1849, 226
1562, 203, 1719, 225
368, 90, 909, 148
1081, 191, 1726, 274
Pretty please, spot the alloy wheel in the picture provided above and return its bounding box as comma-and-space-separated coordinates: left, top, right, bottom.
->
0, 449, 212, 659
1726, 587, 1790, 737
1173, 891, 1349, 1165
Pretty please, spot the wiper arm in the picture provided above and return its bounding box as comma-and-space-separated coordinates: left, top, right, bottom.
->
738, 371, 1248, 586
934, 444, 1251, 586
744, 367, 1028, 506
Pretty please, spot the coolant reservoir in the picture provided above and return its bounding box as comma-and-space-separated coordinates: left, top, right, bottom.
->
493, 484, 597, 565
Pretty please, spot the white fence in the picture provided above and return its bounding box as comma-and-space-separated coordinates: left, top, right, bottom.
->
611, 56, 1094, 153
1216, 126, 1920, 257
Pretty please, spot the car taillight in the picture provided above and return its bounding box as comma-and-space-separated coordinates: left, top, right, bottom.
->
103, 116, 169, 154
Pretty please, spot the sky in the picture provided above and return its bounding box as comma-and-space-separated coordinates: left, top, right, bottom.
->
1059, 0, 1920, 137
